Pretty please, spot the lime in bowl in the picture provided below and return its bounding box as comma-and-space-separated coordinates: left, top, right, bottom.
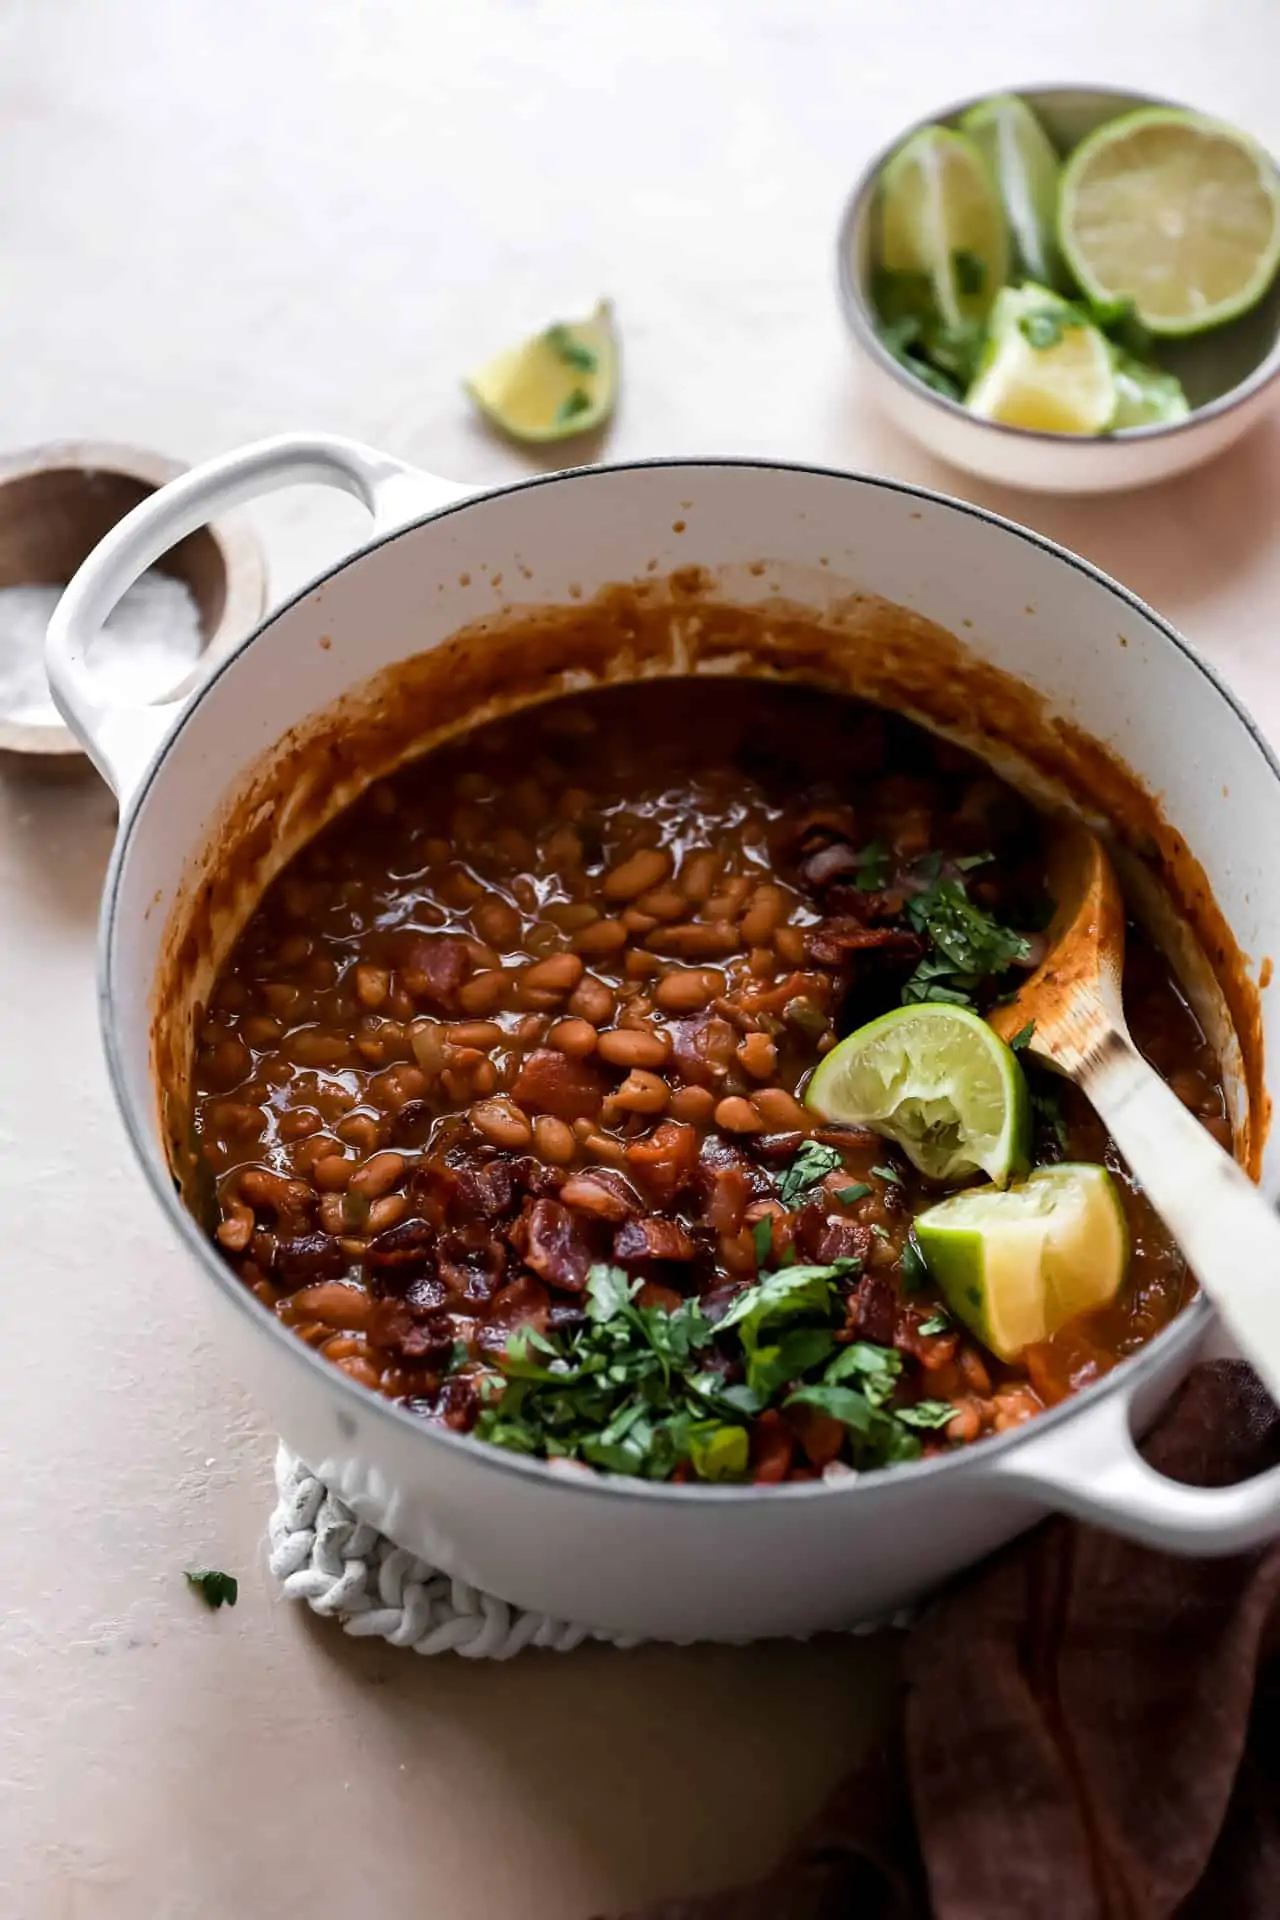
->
837, 84, 1280, 494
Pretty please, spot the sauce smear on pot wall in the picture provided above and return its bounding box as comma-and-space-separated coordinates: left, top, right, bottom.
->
191, 680, 1225, 1483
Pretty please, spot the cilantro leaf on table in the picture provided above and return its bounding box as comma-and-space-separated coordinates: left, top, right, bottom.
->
185, 1569, 238, 1610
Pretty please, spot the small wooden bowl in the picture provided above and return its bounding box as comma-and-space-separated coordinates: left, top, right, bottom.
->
0, 441, 268, 757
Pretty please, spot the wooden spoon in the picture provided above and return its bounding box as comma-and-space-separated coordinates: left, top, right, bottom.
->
988, 822, 1280, 1405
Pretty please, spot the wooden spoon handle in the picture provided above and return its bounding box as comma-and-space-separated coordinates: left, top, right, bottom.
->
1081, 1031, 1280, 1407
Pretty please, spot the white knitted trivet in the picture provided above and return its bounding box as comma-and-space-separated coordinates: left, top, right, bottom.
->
268, 1444, 912, 1658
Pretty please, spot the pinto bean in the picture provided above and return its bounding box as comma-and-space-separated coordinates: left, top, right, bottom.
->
649, 921, 740, 959
567, 976, 616, 1025
533, 1115, 577, 1164
653, 968, 724, 1012
597, 1027, 672, 1069
289, 1283, 374, 1330
472, 897, 523, 949
354, 964, 390, 1009
446, 1020, 504, 1050
669, 1084, 717, 1124
547, 1017, 598, 1057
348, 1151, 407, 1200
603, 846, 672, 901
572, 919, 629, 956
470, 1098, 534, 1149
750, 1087, 810, 1131
736, 1032, 778, 1079
522, 953, 584, 995
715, 1096, 763, 1133
607, 1070, 670, 1115
739, 883, 789, 947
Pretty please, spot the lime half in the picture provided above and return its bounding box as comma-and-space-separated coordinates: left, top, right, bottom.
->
1060, 109, 1280, 337
961, 93, 1066, 291
914, 1163, 1129, 1360
465, 300, 618, 443
966, 283, 1116, 434
805, 1003, 1030, 1186
876, 126, 1008, 331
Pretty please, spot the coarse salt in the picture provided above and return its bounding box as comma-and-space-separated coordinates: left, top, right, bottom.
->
0, 572, 204, 729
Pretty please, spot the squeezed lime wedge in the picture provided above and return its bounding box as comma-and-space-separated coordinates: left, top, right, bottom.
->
961, 93, 1066, 291
1060, 108, 1280, 336
875, 125, 1008, 332
1110, 351, 1191, 428
804, 1002, 1030, 1186
465, 300, 618, 443
913, 1163, 1128, 1360
966, 283, 1116, 434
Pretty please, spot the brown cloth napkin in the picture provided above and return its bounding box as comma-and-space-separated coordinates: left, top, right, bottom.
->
621, 1361, 1280, 1920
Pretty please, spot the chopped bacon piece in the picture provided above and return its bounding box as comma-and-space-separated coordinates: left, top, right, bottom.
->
788, 1403, 846, 1470
270, 1232, 346, 1286
436, 1226, 507, 1302
476, 1275, 551, 1355
393, 932, 474, 1011
793, 1198, 871, 1268
511, 1047, 606, 1122
750, 1409, 796, 1484
368, 1300, 455, 1362
625, 1119, 699, 1205
365, 1218, 436, 1290
845, 1271, 897, 1347
511, 1197, 594, 1292
560, 1169, 641, 1222
614, 1216, 695, 1264
804, 921, 923, 968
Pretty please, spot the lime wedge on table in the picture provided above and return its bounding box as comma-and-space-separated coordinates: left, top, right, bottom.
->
1060, 109, 1280, 337
966, 284, 1116, 434
804, 1003, 1030, 1186
961, 93, 1066, 291
914, 1164, 1129, 1361
464, 300, 618, 443
1110, 352, 1191, 429
876, 126, 1008, 331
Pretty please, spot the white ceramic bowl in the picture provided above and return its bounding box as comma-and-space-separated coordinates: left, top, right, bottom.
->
837, 85, 1280, 494
44, 437, 1280, 1641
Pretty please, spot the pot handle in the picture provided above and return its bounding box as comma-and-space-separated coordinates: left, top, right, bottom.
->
45, 433, 469, 800
987, 1360, 1280, 1554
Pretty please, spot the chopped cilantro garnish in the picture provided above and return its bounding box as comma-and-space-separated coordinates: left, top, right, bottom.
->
871, 1163, 900, 1184
555, 387, 593, 425
545, 323, 598, 373
1019, 307, 1084, 350
917, 1310, 951, 1336
752, 1215, 774, 1269
899, 1237, 929, 1291
952, 249, 986, 295
468, 1251, 951, 1482
836, 1182, 872, 1205
1032, 1082, 1070, 1154
777, 1140, 843, 1205
897, 1399, 957, 1431
186, 1569, 238, 1610
901, 868, 1030, 1008
853, 837, 893, 890
1009, 1020, 1035, 1052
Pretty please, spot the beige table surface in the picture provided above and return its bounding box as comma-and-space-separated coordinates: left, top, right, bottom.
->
5, 2, 1280, 1915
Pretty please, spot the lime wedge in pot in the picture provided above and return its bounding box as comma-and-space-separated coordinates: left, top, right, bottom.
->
1110, 351, 1191, 428
804, 1002, 1030, 1186
960, 93, 1067, 291
965, 283, 1116, 434
875, 126, 1009, 332
1059, 108, 1280, 337
913, 1163, 1129, 1360
464, 300, 618, 443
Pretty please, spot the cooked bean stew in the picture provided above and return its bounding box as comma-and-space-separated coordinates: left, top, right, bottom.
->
194, 681, 1226, 1482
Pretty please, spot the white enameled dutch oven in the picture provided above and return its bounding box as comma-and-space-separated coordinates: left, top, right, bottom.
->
47, 436, 1280, 1642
